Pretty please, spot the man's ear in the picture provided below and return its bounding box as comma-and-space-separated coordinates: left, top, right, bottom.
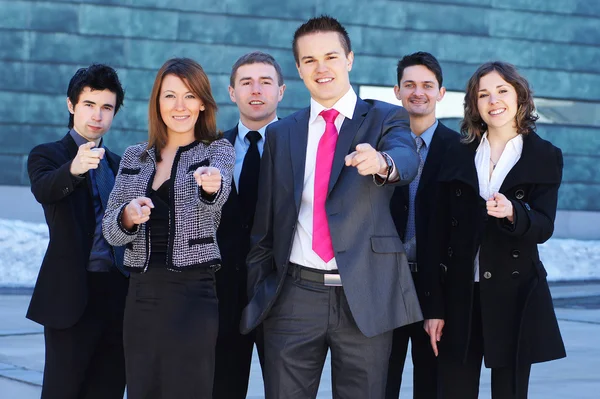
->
278, 84, 286, 102
347, 51, 354, 72
67, 98, 75, 114
437, 87, 447, 102
393, 85, 401, 101
228, 86, 236, 104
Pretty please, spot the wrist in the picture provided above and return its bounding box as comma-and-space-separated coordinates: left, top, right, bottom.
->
377, 152, 391, 175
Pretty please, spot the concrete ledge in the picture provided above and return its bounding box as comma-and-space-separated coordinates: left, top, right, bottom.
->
555, 210, 600, 240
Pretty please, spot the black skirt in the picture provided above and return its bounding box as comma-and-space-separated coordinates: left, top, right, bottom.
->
124, 267, 218, 399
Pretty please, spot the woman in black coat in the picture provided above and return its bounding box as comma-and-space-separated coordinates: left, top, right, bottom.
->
422, 61, 566, 399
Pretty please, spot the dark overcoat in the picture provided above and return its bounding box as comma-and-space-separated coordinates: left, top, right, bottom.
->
421, 131, 566, 369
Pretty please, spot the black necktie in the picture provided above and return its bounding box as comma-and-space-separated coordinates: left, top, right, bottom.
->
238, 131, 261, 227
95, 153, 128, 276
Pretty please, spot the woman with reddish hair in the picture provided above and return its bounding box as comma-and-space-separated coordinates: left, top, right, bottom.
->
103, 58, 234, 398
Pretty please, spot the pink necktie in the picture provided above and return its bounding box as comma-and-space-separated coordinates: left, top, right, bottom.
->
312, 109, 340, 262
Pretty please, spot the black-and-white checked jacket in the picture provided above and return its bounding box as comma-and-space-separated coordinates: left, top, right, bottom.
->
102, 139, 235, 271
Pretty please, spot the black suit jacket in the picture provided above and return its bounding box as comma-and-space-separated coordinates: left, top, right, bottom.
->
215, 125, 254, 333
389, 121, 460, 298
27, 133, 121, 329
241, 99, 424, 338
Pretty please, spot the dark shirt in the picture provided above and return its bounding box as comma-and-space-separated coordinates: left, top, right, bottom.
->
148, 179, 170, 268
69, 129, 114, 272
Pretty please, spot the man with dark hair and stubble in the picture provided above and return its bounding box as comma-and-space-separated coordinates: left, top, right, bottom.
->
27, 64, 128, 399
241, 16, 423, 398
386, 51, 460, 399
213, 51, 286, 399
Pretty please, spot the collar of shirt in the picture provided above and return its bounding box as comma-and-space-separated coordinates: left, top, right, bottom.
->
69, 129, 103, 148
475, 132, 523, 201
309, 87, 357, 125
476, 131, 524, 157
411, 119, 438, 149
236, 116, 277, 146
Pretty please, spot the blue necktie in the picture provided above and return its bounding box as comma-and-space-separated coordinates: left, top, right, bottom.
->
95, 154, 128, 276
404, 136, 424, 261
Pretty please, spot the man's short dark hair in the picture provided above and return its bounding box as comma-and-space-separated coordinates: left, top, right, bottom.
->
396, 52, 444, 88
292, 15, 352, 64
229, 51, 284, 87
67, 64, 125, 129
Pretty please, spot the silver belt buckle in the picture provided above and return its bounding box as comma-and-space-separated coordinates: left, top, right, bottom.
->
324, 274, 342, 286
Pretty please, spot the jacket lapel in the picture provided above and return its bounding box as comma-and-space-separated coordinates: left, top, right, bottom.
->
500, 132, 555, 191
439, 140, 479, 194
328, 98, 369, 194
291, 109, 310, 210
62, 133, 79, 160
224, 125, 239, 197
417, 124, 444, 198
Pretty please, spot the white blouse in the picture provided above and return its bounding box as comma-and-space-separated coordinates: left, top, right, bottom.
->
473, 132, 523, 282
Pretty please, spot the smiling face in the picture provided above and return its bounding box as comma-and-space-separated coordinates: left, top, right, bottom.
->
159, 74, 205, 139
229, 62, 285, 130
67, 87, 116, 143
394, 64, 445, 121
296, 31, 354, 108
477, 70, 518, 133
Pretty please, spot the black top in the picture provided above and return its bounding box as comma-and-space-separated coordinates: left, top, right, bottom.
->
148, 179, 170, 268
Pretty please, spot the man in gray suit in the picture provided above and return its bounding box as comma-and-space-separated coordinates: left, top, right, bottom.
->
241, 15, 422, 398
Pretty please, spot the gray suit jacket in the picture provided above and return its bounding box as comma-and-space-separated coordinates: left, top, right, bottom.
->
241, 98, 423, 337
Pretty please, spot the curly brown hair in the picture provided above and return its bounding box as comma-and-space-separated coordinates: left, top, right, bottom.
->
460, 61, 538, 144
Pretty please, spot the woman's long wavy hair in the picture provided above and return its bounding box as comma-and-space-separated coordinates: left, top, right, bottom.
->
147, 58, 219, 161
460, 61, 538, 144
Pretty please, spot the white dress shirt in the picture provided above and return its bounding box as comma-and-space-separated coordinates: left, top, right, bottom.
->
289, 88, 358, 270
233, 116, 278, 188
473, 132, 523, 282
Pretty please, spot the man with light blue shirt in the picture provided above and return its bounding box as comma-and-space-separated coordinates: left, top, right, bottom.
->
387, 52, 461, 399
213, 51, 285, 399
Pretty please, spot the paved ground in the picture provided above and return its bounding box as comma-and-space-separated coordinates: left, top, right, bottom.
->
1, 282, 600, 398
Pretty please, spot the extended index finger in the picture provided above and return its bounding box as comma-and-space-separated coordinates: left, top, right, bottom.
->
355, 143, 374, 152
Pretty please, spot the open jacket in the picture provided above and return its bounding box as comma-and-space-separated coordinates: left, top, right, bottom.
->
421, 131, 566, 370
241, 99, 423, 338
103, 139, 234, 272
26, 133, 122, 329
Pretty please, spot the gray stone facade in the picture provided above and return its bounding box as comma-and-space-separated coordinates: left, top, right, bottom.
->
1, 0, 599, 212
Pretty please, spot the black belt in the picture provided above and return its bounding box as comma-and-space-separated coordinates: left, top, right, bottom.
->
408, 262, 418, 273
287, 263, 342, 286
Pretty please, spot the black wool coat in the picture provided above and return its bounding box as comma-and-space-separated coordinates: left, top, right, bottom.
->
421, 131, 566, 369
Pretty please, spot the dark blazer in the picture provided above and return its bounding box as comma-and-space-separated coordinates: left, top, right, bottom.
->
241, 98, 424, 338
422, 131, 566, 369
390, 121, 460, 295
216, 125, 252, 333
27, 133, 121, 329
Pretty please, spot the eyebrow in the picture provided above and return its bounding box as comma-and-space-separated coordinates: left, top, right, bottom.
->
82, 100, 114, 108
162, 89, 193, 95
402, 80, 436, 84
478, 84, 510, 92
239, 76, 274, 82
300, 51, 340, 61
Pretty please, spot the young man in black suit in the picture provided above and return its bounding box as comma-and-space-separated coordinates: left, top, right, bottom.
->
27, 64, 128, 399
386, 52, 460, 399
213, 51, 286, 399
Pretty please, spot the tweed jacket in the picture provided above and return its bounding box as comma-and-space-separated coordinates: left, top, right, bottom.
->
103, 139, 235, 271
